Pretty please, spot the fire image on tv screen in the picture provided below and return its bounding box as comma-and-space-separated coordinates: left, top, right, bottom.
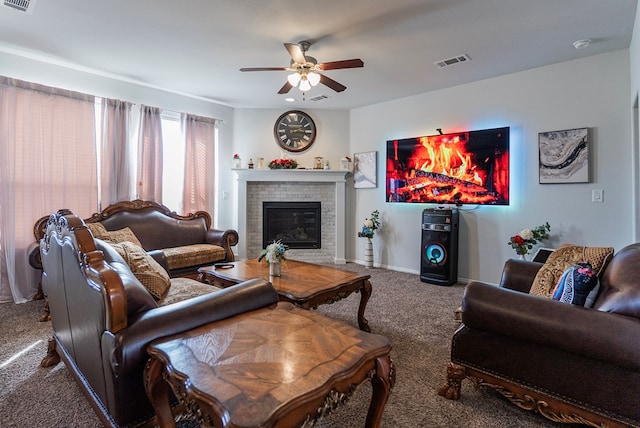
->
386, 127, 509, 205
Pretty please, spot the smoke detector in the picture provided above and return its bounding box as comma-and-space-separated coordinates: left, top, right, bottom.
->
573, 39, 592, 49
3, 0, 37, 13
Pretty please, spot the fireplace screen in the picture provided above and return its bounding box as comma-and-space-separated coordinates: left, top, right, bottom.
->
263, 201, 321, 249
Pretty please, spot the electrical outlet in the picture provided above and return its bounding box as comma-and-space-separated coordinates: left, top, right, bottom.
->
222, 191, 229, 200
591, 189, 603, 203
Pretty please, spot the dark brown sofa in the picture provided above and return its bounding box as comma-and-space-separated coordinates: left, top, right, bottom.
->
439, 243, 640, 427
39, 209, 277, 427
32, 199, 238, 278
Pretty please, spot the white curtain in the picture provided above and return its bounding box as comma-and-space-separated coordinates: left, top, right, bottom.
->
181, 113, 217, 215
100, 98, 133, 207
0, 77, 97, 303
136, 105, 163, 203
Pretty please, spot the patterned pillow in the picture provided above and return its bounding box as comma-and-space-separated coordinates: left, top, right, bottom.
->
551, 262, 599, 306
109, 241, 171, 300
86, 222, 108, 237
89, 224, 143, 248
529, 244, 614, 298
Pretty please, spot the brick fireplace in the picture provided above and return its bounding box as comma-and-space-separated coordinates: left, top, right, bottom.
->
234, 169, 350, 264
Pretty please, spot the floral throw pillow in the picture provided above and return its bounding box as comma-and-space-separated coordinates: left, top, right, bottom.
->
551, 262, 599, 307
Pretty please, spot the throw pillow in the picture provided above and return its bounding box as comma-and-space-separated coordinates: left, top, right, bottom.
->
529, 244, 614, 298
86, 222, 108, 237
551, 262, 599, 306
109, 241, 171, 300
90, 225, 143, 248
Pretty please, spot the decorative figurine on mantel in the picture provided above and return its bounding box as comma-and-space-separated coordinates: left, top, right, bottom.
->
232, 153, 241, 169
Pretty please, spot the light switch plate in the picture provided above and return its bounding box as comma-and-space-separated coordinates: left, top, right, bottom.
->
591, 189, 603, 203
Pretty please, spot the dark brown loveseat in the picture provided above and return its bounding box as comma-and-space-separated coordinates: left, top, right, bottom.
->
439, 243, 640, 427
40, 209, 278, 427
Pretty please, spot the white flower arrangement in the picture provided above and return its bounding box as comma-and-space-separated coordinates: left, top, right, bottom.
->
258, 240, 288, 265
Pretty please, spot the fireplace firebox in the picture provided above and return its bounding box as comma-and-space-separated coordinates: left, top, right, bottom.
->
263, 202, 321, 249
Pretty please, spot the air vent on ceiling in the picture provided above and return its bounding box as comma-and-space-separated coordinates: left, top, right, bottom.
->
310, 94, 329, 102
3, 0, 37, 13
434, 54, 471, 68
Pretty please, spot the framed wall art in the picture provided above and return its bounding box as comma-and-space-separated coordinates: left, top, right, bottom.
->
353, 151, 377, 188
538, 127, 589, 184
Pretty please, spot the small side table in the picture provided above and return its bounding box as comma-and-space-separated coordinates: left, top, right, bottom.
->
145, 303, 394, 428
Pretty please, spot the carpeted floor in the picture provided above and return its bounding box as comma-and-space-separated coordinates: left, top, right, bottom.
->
0, 263, 561, 427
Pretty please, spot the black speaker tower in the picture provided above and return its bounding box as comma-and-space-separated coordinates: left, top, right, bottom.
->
420, 208, 459, 286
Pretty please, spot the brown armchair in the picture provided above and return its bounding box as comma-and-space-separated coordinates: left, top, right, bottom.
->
439, 244, 640, 428
39, 210, 278, 427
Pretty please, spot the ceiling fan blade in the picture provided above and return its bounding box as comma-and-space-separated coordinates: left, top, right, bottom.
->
284, 43, 307, 64
319, 74, 347, 92
277, 81, 293, 94
240, 67, 288, 72
317, 59, 364, 70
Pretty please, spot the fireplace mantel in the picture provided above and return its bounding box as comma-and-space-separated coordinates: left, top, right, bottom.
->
234, 168, 351, 183
234, 169, 351, 263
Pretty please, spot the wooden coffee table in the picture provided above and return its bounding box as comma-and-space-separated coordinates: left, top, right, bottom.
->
198, 259, 373, 332
145, 303, 394, 428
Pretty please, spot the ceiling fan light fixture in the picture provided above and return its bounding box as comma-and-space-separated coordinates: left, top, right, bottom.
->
308, 71, 320, 86
299, 77, 312, 92
287, 72, 301, 86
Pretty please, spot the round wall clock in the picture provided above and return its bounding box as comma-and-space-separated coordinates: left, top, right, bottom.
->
273, 110, 317, 153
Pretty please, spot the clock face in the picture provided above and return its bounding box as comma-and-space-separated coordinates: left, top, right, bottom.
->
274, 110, 317, 153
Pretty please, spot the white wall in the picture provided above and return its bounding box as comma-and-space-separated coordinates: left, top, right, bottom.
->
629, 6, 640, 242
350, 50, 633, 284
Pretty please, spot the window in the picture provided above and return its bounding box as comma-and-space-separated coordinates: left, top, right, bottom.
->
161, 112, 185, 213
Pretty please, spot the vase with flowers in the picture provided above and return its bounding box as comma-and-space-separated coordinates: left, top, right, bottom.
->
258, 240, 288, 276
508, 222, 551, 260
358, 210, 381, 268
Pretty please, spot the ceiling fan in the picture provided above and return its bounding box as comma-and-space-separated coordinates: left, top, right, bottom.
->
239, 41, 364, 94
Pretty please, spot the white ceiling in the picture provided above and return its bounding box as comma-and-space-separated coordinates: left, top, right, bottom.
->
0, 0, 637, 110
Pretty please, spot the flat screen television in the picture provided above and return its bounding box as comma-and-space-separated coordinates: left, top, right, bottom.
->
386, 126, 509, 205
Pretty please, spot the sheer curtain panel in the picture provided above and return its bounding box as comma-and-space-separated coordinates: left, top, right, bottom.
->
181, 113, 217, 216
136, 105, 163, 203
101, 98, 133, 207
0, 77, 97, 303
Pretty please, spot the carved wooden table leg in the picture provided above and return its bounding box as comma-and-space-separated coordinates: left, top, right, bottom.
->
366, 355, 395, 428
357, 279, 373, 332
144, 358, 176, 428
